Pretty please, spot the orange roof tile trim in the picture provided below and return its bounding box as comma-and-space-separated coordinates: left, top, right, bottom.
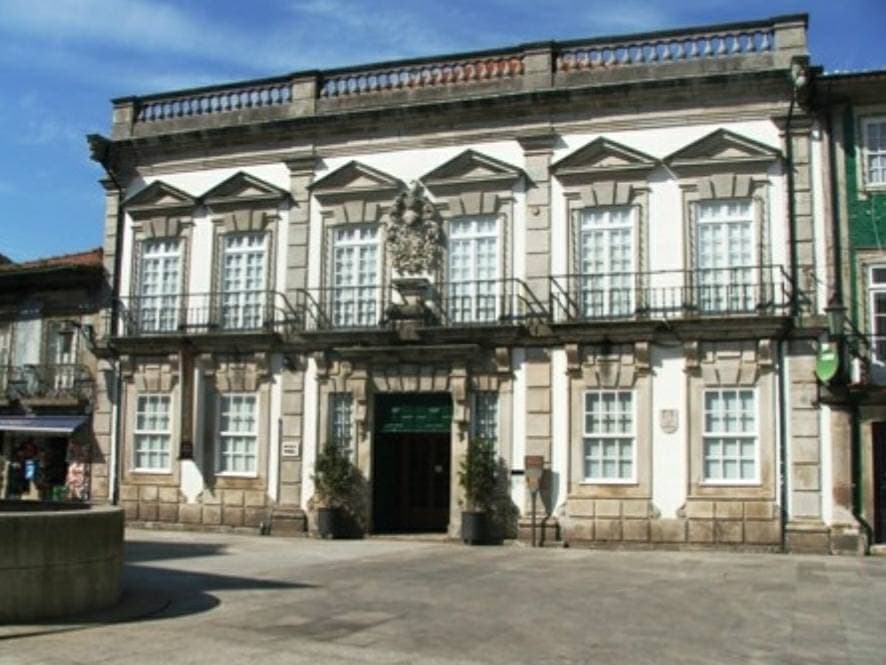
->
0, 247, 103, 272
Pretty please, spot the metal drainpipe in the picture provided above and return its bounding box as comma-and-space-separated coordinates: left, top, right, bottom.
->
777, 334, 789, 552
786, 93, 800, 317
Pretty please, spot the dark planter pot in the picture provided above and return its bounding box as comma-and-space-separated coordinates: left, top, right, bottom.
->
317, 507, 342, 539
461, 510, 488, 545
317, 507, 362, 539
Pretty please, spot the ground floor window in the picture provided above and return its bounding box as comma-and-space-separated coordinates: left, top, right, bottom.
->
472, 391, 498, 444
329, 393, 354, 460
134, 394, 172, 471
702, 388, 757, 483
217, 394, 258, 475
583, 390, 634, 482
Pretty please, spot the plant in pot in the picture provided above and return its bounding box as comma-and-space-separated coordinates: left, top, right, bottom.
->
458, 437, 498, 545
313, 443, 356, 539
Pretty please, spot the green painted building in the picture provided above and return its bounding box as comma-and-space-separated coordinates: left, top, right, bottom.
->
823, 70, 886, 548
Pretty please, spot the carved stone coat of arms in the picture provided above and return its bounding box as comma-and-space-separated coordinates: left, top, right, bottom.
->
386, 183, 443, 275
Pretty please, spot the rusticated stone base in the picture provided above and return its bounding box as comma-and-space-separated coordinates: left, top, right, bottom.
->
785, 521, 830, 554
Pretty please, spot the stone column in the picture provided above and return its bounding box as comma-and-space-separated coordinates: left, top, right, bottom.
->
284, 151, 317, 300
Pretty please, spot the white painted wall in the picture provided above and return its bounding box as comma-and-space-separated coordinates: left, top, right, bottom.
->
179, 364, 204, 503
650, 343, 688, 518
300, 356, 319, 510
510, 348, 527, 513
550, 348, 569, 513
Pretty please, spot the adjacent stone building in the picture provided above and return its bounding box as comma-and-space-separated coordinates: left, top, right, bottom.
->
86, 14, 857, 552
0, 249, 109, 503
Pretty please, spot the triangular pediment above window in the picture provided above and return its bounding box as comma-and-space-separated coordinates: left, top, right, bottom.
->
551, 138, 658, 181
124, 180, 196, 217
421, 150, 524, 190
309, 161, 404, 200
665, 129, 781, 172
201, 172, 289, 210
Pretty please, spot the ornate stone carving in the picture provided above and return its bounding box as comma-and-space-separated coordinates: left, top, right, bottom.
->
386, 183, 442, 275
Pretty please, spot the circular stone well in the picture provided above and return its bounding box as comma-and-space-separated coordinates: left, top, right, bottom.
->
0, 502, 124, 622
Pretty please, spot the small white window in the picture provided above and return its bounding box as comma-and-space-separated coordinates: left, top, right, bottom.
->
863, 117, 886, 187
217, 394, 258, 475
134, 395, 172, 471
472, 391, 498, 443
329, 393, 354, 460
703, 389, 758, 483
869, 266, 886, 361
583, 390, 635, 482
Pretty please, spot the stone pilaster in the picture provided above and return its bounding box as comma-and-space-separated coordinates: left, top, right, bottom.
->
785, 339, 829, 553
828, 404, 865, 554
517, 131, 557, 301
284, 151, 317, 300
524, 347, 552, 514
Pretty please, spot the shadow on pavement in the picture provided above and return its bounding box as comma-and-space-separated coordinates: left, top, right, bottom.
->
0, 543, 315, 640
125, 540, 229, 563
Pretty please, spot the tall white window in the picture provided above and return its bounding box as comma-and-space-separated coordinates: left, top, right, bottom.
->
579, 207, 634, 318
134, 395, 172, 471
863, 117, 886, 187
329, 393, 354, 460
138, 239, 181, 333
331, 226, 379, 327
583, 390, 634, 482
703, 389, 757, 483
696, 200, 754, 313
45, 321, 77, 390
472, 391, 498, 443
218, 394, 258, 475
448, 216, 499, 323
869, 267, 886, 361
221, 233, 266, 330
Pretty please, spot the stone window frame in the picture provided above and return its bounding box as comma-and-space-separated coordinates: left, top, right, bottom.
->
568, 344, 652, 500
857, 109, 886, 193
213, 392, 261, 478
854, 250, 886, 382
687, 342, 776, 501
201, 354, 272, 492
327, 391, 356, 461
469, 372, 513, 468
310, 165, 403, 325
132, 393, 175, 474
204, 173, 288, 316
120, 354, 181, 486
580, 388, 638, 485
699, 386, 761, 486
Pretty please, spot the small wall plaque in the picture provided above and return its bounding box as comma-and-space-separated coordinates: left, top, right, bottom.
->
660, 409, 679, 434
281, 442, 300, 458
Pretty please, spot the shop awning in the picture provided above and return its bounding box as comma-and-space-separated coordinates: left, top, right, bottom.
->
0, 415, 88, 434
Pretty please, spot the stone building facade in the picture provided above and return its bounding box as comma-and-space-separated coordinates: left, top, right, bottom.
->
88, 14, 856, 552
0, 249, 110, 503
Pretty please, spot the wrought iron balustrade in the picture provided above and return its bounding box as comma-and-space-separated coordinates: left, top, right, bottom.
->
1, 364, 94, 402
549, 266, 792, 323
295, 285, 391, 331
429, 278, 548, 328
109, 290, 301, 338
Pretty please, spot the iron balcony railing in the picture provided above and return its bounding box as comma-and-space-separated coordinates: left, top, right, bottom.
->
109, 290, 301, 338
294, 278, 548, 331
1, 364, 94, 402
549, 265, 793, 323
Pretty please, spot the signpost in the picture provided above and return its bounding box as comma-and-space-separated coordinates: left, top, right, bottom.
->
524, 455, 544, 547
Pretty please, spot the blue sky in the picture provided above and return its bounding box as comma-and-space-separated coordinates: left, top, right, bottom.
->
1, 0, 884, 261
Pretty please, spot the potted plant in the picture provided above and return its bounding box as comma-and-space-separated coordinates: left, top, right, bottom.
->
313, 444, 356, 539
458, 437, 498, 545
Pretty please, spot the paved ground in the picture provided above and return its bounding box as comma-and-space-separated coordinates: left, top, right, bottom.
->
2, 529, 885, 665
